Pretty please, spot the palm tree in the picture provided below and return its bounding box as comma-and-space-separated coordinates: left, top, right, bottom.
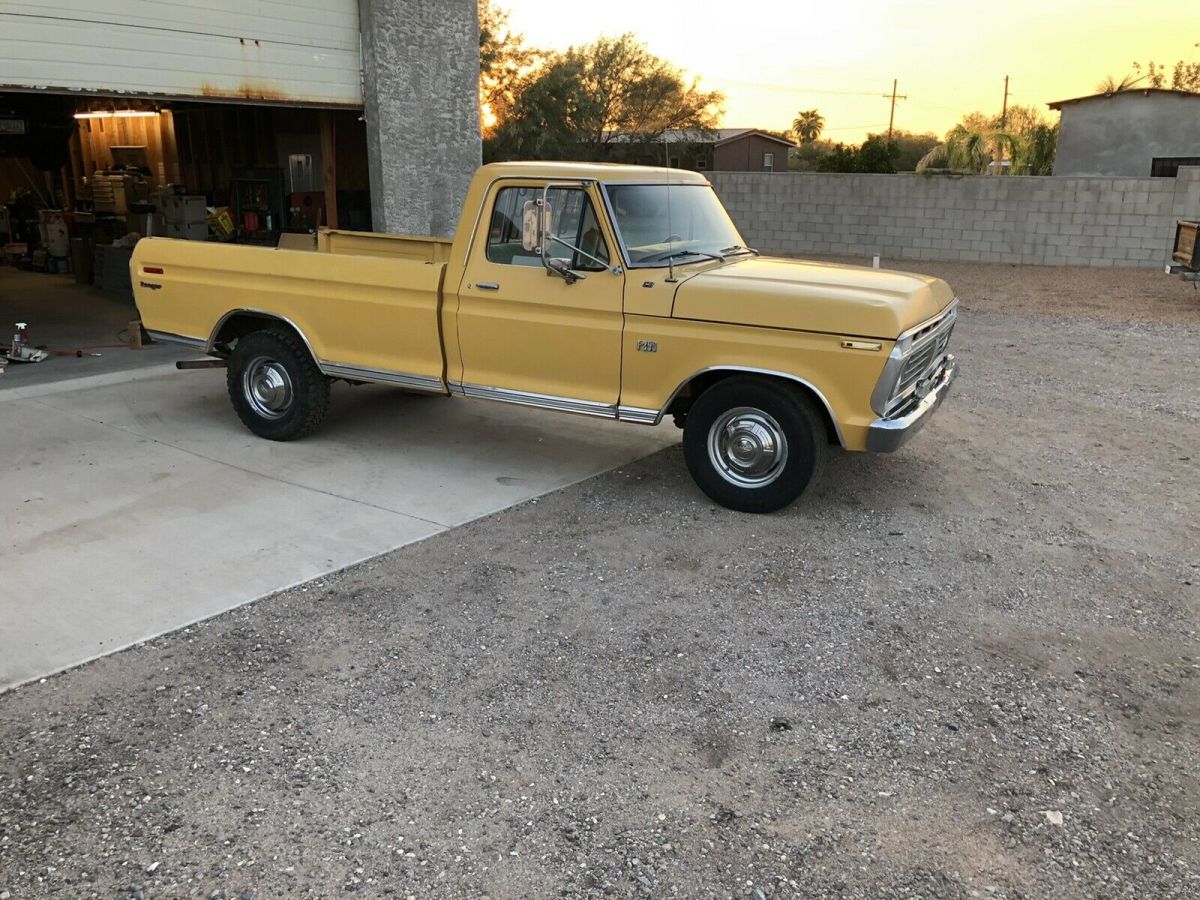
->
1011, 123, 1059, 176
917, 125, 1016, 174
1095, 72, 1145, 95
791, 109, 825, 144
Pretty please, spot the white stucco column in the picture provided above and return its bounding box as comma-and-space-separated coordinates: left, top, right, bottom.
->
358, 0, 482, 236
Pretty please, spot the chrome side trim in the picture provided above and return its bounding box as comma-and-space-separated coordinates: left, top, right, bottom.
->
617, 405, 660, 425
206, 308, 320, 362
319, 362, 445, 393
147, 330, 207, 352
650, 366, 845, 446
867, 355, 957, 453
456, 382, 617, 418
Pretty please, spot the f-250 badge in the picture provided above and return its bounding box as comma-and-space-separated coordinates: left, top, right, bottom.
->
636, 340, 658, 353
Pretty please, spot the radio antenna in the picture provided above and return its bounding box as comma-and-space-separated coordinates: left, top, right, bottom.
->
665, 139, 677, 283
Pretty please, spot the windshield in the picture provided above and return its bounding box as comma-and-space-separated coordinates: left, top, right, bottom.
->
604, 183, 746, 267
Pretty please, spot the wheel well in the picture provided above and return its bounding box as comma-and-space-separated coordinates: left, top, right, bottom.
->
211, 313, 309, 358
666, 370, 842, 446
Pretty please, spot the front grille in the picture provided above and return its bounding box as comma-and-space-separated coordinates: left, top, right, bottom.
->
887, 309, 956, 413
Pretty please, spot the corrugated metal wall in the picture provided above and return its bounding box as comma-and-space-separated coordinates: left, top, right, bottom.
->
0, 0, 362, 107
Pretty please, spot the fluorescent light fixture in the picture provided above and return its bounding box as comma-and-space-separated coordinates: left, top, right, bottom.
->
74, 110, 160, 120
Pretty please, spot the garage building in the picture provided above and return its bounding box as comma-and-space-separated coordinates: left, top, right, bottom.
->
0, 0, 479, 385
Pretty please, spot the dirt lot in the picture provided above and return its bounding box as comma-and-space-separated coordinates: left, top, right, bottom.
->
1, 262, 1198, 899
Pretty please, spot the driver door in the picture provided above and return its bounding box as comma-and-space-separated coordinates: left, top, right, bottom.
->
456, 182, 625, 408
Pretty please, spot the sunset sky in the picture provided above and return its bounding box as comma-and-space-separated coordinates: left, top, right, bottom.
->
503, 0, 1196, 142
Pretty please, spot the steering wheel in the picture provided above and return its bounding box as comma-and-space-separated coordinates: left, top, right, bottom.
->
663, 234, 682, 243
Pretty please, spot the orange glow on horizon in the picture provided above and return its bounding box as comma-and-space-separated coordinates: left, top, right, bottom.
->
498, 0, 1195, 143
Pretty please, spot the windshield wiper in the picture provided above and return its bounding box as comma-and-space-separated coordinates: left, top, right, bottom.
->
640, 248, 724, 265
719, 244, 759, 257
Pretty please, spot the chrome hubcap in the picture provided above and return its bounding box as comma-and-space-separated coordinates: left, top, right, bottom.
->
243, 356, 294, 419
707, 407, 788, 487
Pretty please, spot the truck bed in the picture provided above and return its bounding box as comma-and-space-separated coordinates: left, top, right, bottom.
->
132, 229, 450, 391
316, 229, 453, 264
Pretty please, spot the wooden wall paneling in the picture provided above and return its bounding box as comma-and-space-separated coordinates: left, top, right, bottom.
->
160, 110, 181, 185
320, 110, 338, 229
197, 109, 212, 195
78, 121, 96, 177
60, 166, 72, 208
67, 129, 84, 194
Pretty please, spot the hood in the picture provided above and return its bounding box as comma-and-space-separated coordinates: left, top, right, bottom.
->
672, 256, 955, 338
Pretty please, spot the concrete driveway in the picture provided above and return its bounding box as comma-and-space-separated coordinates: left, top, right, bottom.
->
0, 368, 676, 690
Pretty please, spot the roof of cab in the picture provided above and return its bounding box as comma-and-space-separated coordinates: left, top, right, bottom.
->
477, 161, 711, 185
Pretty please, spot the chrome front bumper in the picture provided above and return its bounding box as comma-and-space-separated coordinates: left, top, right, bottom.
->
866, 355, 958, 453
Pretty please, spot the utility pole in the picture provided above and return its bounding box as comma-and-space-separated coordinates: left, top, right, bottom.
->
998, 75, 1011, 175
884, 79, 907, 141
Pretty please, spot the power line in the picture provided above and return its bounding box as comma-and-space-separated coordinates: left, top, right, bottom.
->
824, 123, 891, 132
720, 80, 900, 97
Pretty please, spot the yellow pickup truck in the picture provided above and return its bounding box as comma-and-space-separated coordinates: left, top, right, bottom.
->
132, 161, 958, 513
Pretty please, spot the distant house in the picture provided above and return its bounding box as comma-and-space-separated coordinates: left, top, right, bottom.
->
1048, 88, 1200, 177
602, 128, 795, 173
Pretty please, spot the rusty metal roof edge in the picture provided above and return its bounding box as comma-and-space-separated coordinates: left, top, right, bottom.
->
0, 83, 363, 111
1048, 87, 1200, 110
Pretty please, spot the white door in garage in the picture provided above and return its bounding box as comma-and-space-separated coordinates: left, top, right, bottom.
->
0, 0, 362, 108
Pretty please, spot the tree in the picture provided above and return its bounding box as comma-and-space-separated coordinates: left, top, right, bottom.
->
1133, 56, 1200, 93
487, 33, 723, 162
917, 125, 1012, 174
888, 130, 941, 172
815, 135, 896, 174
790, 138, 836, 171
1012, 122, 1059, 176
791, 109, 825, 145
486, 55, 597, 160
917, 105, 1055, 175
478, 0, 537, 135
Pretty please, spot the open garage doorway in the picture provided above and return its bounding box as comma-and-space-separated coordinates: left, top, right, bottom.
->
1, 92, 368, 391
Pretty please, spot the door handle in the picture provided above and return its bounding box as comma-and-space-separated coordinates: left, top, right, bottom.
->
476, 281, 500, 291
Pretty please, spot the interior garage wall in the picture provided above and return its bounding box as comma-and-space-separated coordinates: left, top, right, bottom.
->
74, 110, 180, 187
709, 169, 1200, 268
0, 157, 46, 206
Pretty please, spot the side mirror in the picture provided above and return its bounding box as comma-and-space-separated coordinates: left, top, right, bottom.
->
521, 199, 552, 253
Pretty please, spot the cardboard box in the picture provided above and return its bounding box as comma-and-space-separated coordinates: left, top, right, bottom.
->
166, 222, 209, 241
206, 207, 234, 238
161, 195, 207, 224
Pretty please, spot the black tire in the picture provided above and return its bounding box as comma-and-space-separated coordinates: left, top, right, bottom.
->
682, 377, 827, 513
227, 328, 330, 440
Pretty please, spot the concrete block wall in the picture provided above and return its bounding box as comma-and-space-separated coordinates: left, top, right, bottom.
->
709, 168, 1200, 268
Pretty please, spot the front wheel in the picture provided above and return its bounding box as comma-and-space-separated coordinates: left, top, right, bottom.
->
682, 377, 827, 513
227, 329, 330, 440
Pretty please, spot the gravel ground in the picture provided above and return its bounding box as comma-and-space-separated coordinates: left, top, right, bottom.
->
1, 262, 1199, 899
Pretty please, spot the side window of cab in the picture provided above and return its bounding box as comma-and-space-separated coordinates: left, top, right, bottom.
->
485, 186, 610, 271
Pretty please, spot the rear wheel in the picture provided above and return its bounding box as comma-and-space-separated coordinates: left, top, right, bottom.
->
227, 329, 330, 440
682, 377, 827, 513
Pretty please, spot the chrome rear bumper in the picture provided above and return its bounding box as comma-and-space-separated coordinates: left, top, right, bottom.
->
866, 355, 958, 453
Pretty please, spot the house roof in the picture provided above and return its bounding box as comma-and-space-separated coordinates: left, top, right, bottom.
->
605, 128, 794, 146
712, 129, 794, 148
1048, 87, 1200, 110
